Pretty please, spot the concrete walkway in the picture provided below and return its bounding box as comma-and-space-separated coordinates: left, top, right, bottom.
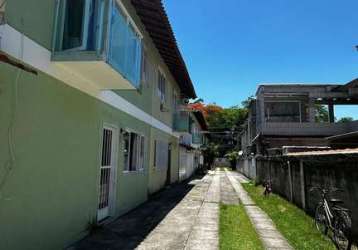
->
225, 170, 293, 250
74, 169, 240, 250
74, 169, 293, 250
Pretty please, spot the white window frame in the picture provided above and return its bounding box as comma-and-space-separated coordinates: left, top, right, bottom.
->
115, 0, 143, 39
97, 123, 119, 221
59, 0, 93, 51
122, 129, 145, 172
172, 90, 178, 112
157, 68, 166, 104
141, 48, 148, 86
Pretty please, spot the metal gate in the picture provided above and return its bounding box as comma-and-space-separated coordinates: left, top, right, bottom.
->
97, 126, 117, 221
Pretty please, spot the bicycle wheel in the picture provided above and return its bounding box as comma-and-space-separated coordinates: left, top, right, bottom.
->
333, 210, 352, 250
315, 203, 328, 235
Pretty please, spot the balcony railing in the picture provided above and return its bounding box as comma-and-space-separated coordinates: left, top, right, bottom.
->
192, 133, 202, 145
180, 133, 192, 146
173, 112, 190, 132
259, 121, 358, 137
52, 0, 142, 90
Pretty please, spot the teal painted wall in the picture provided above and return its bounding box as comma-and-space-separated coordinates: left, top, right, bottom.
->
5, 0, 55, 50
115, 0, 182, 128
147, 127, 179, 194
4, 0, 182, 129
0, 64, 150, 250
1, 0, 188, 247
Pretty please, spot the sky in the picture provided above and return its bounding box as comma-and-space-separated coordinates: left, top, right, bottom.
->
163, 0, 358, 119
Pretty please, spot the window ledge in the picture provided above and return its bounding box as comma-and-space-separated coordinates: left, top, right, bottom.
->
153, 167, 166, 172
123, 169, 145, 175
52, 51, 103, 62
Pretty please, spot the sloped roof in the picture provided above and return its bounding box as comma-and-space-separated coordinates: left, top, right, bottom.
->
131, 0, 196, 98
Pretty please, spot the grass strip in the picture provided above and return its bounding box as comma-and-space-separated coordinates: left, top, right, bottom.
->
242, 183, 335, 250
219, 204, 264, 250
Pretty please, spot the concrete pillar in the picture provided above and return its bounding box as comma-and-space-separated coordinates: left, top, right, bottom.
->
287, 161, 293, 202
308, 98, 316, 123
328, 102, 335, 123
256, 94, 265, 131
299, 160, 306, 210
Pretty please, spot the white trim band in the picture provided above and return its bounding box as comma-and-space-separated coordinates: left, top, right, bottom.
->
0, 24, 175, 137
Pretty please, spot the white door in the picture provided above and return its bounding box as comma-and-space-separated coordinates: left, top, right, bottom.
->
97, 126, 118, 222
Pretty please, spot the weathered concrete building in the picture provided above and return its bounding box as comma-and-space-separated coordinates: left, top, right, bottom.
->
238, 80, 358, 242
240, 80, 358, 164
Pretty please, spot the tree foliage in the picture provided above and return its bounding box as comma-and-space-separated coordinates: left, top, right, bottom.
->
315, 104, 329, 123
205, 105, 247, 131
224, 151, 240, 169
201, 143, 219, 169
337, 117, 354, 123
190, 100, 250, 157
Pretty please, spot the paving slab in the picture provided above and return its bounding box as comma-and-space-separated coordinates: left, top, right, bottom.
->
219, 171, 240, 205
72, 169, 247, 250
225, 170, 293, 250
184, 202, 219, 250
204, 170, 220, 203
73, 169, 239, 250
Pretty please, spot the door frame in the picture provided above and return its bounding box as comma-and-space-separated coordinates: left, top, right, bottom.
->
97, 123, 119, 222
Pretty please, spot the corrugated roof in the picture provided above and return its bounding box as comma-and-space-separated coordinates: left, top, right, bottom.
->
131, 0, 196, 99
286, 148, 358, 157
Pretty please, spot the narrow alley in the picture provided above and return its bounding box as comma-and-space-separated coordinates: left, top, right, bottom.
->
73, 170, 291, 250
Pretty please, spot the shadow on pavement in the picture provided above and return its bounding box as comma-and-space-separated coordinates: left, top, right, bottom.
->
73, 174, 205, 250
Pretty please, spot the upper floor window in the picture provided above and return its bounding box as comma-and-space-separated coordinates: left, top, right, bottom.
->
141, 50, 148, 86
157, 70, 166, 104
123, 130, 145, 172
108, 2, 142, 88
0, 0, 6, 24
54, 0, 143, 89
154, 140, 169, 169
172, 91, 178, 112
55, 0, 100, 52
264, 101, 302, 123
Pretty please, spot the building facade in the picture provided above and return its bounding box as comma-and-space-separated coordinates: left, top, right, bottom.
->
176, 109, 208, 181
239, 82, 358, 178
0, 0, 201, 249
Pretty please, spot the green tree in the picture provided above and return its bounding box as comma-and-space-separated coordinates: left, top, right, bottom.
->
206, 105, 248, 131
224, 151, 240, 170
337, 117, 354, 123
315, 104, 329, 123
241, 96, 255, 109
201, 143, 219, 169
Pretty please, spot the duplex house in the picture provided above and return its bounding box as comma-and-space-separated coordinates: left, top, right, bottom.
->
175, 107, 208, 181
239, 81, 358, 178
0, 0, 198, 249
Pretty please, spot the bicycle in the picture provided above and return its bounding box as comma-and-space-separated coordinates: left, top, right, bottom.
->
263, 180, 272, 196
310, 187, 352, 250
